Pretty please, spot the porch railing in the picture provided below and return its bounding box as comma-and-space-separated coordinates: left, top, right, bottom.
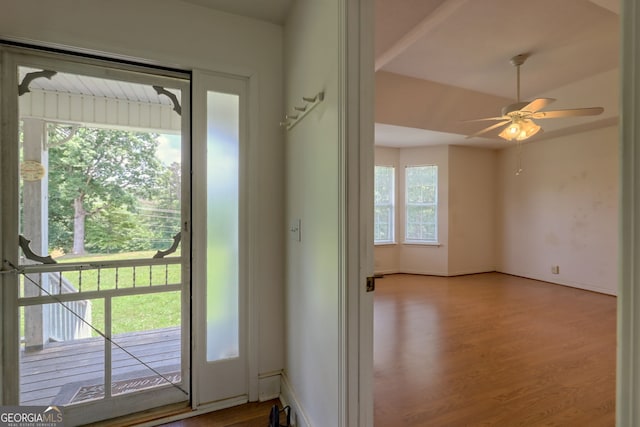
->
47, 272, 92, 342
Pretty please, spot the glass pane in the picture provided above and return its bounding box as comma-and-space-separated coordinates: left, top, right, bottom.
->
19, 299, 104, 406
374, 166, 394, 204
111, 292, 182, 397
206, 90, 240, 362
374, 166, 394, 243
406, 165, 437, 203
18, 66, 183, 265
406, 166, 438, 241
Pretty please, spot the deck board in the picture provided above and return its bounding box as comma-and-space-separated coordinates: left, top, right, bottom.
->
20, 326, 181, 406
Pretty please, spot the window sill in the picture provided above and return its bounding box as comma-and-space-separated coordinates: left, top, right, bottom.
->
403, 241, 441, 247
374, 242, 397, 247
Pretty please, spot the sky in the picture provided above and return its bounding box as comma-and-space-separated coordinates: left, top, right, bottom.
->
156, 134, 181, 165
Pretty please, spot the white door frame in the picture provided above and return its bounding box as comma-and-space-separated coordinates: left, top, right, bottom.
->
618, 1, 640, 425
0, 45, 192, 424
343, 0, 375, 425
191, 69, 259, 410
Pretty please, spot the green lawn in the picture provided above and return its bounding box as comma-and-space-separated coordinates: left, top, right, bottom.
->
48, 251, 181, 337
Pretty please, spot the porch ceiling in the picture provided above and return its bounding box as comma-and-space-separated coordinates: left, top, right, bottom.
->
18, 67, 182, 133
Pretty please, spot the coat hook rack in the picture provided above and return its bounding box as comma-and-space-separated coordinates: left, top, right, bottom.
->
281, 91, 325, 130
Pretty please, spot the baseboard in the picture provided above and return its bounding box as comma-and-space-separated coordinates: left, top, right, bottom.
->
279, 373, 312, 427
496, 269, 617, 296
446, 268, 497, 277
373, 268, 399, 275
258, 371, 282, 401
396, 268, 449, 276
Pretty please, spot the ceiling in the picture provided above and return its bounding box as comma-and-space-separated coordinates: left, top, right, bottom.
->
374, 0, 620, 148
172, 0, 621, 149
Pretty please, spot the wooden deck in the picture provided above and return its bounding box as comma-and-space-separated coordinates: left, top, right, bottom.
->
20, 326, 182, 406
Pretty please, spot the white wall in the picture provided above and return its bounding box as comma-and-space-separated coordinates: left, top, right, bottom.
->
282, 1, 342, 426
375, 144, 499, 276
0, 0, 285, 403
448, 146, 497, 275
497, 126, 619, 295
375, 130, 616, 293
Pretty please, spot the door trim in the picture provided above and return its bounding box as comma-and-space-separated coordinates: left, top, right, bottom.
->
342, 0, 375, 425
619, 0, 640, 424
191, 69, 254, 408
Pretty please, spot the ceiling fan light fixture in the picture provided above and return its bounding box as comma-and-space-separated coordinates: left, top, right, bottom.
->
499, 122, 521, 141
466, 53, 603, 141
498, 119, 540, 141
517, 120, 540, 140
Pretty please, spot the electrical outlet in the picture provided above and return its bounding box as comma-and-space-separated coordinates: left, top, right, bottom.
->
551, 265, 560, 274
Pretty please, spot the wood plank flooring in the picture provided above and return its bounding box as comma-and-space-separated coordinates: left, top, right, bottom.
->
159, 400, 282, 427
157, 272, 615, 427
374, 273, 616, 426
20, 327, 181, 405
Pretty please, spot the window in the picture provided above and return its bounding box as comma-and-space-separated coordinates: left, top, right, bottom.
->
374, 166, 395, 243
405, 165, 438, 243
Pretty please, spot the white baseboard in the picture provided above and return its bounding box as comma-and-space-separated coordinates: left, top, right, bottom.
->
496, 269, 617, 296
279, 373, 312, 427
396, 268, 449, 276
446, 268, 496, 277
258, 371, 282, 401
373, 268, 399, 275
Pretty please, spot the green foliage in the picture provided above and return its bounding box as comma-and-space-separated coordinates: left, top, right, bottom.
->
374, 166, 394, 241
85, 206, 155, 253
406, 165, 437, 203
47, 126, 180, 254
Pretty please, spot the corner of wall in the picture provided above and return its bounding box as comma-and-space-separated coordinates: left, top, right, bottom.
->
280, 373, 313, 427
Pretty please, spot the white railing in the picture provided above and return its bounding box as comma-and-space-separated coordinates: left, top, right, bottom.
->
47, 273, 92, 341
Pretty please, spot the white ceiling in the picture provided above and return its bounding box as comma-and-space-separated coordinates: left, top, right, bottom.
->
374, 0, 620, 148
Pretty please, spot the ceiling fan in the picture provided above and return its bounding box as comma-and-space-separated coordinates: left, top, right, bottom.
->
466, 54, 604, 141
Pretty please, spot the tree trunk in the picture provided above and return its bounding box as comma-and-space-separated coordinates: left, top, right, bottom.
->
73, 196, 86, 254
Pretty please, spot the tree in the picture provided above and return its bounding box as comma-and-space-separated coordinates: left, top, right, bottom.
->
48, 127, 164, 254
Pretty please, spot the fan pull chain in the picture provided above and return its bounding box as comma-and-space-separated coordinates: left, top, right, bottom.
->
515, 140, 524, 175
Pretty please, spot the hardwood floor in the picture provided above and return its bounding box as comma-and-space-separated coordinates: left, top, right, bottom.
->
155, 272, 615, 426
374, 273, 616, 426
158, 400, 281, 427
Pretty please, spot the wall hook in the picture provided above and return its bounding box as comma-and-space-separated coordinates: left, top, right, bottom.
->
282, 91, 325, 131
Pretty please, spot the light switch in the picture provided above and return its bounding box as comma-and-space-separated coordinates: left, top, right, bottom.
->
290, 219, 301, 242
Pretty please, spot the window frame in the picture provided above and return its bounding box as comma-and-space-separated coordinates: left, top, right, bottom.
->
404, 164, 438, 244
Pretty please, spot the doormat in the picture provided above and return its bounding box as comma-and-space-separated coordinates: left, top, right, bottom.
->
54, 370, 181, 405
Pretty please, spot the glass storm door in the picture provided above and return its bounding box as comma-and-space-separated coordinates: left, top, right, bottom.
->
192, 71, 248, 406
0, 48, 191, 426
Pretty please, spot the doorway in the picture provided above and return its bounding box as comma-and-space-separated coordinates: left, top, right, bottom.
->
1, 47, 192, 425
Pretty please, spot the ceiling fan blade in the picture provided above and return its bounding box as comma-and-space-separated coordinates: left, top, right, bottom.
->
520, 98, 556, 113
466, 120, 511, 139
533, 107, 604, 119
462, 116, 508, 122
